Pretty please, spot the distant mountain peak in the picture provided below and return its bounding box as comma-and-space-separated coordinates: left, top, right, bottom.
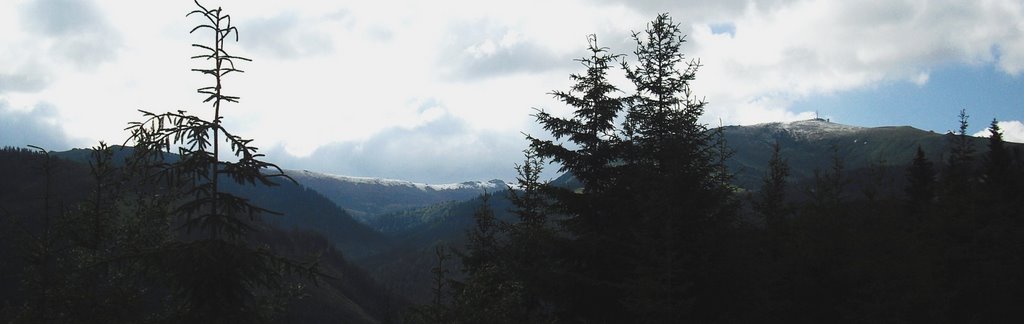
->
753, 118, 866, 140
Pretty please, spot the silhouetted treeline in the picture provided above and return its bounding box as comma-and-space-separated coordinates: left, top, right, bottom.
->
418, 14, 1024, 323
0, 145, 405, 324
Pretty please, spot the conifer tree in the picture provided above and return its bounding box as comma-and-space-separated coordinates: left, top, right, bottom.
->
521, 13, 734, 322
619, 13, 734, 322
507, 148, 548, 231
939, 109, 977, 225
450, 193, 532, 323
621, 13, 708, 170
460, 193, 499, 275
976, 118, 1024, 319
503, 148, 558, 322
527, 34, 629, 321
408, 245, 453, 324
905, 145, 935, 215
58, 143, 148, 322
983, 119, 1013, 198
710, 123, 736, 189
806, 146, 846, 212
5, 145, 174, 322
530, 34, 623, 194
17, 146, 59, 323
862, 159, 893, 204
124, 2, 312, 322
754, 141, 790, 230
944, 109, 975, 192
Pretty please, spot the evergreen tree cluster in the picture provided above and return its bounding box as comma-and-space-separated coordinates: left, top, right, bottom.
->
435, 14, 1024, 323
424, 14, 739, 323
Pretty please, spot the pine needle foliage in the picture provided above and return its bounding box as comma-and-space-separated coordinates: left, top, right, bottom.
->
122, 1, 314, 322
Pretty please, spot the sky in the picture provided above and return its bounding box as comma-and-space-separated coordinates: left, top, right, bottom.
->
1, 0, 1022, 183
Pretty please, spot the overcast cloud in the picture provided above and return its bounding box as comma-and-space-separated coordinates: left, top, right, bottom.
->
0, 0, 1021, 182
0, 101, 74, 150
265, 111, 527, 183
0, 62, 51, 94
241, 12, 335, 60
440, 21, 572, 81
19, 0, 122, 68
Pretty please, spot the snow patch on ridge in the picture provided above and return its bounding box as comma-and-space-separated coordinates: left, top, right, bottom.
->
288, 169, 508, 192
754, 118, 865, 140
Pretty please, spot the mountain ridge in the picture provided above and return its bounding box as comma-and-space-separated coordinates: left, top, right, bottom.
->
288, 169, 509, 192
286, 169, 510, 221
722, 118, 1007, 190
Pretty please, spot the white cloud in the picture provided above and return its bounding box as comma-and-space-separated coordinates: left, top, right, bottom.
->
685, 0, 1024, 125
0, 61, 51, 94
241, 12, 336, 59
19, 0, 123, 68
973, 120, 1024, 144
265, 111, 529, 183
1, 0, 1021, 181
0, 101, 78, 150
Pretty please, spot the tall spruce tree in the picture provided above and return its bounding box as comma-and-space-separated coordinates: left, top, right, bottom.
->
983, 119, 1014, 199
530, 34, 623, 195
905, 145, 935, 216
459, 193, 499, 276
940, 109, 977, 226
502, 148, 558, 322
621, 13, 708, 169
620, 13, 735, 322
944, 109, 975, 194
124, 2, 312, 322
507, 148, 548, 231
527, 34, 629, 322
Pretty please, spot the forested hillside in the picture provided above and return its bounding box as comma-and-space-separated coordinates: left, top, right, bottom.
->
0, 147, 406, 323
723, 119, 1000, 191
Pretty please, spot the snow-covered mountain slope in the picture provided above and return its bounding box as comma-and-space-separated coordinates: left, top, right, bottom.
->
750, 118, 867, 140
286, 169, 508, 220
721, 118, 982, 190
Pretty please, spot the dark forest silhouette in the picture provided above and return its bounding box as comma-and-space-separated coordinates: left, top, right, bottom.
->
409, 14, 1024, 324
1, 3, 1023, 323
